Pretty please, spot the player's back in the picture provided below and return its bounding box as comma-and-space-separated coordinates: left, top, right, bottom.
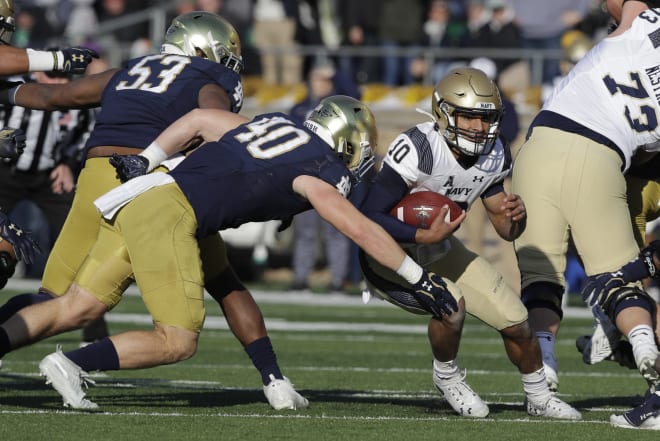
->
170, 113, 352, 237
543, 9, 660, 171
86, 54, 242, 151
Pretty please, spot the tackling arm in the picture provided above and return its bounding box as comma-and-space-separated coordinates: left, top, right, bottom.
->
294, 175, 458, 316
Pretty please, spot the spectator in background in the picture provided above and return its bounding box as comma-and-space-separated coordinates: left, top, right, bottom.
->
466, 0, 520, 75
252, 0, 301, 85
94, 0, 151, 64
410, 0, 467, 85
509, 0, 592, 86
378, 0, 425, 86
288, 61, 360, 293
337, 0, 382, 84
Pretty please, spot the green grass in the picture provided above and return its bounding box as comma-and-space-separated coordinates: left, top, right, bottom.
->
0, 288, 656, 440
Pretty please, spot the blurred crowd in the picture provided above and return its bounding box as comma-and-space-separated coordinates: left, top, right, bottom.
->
10, 0, 612, 90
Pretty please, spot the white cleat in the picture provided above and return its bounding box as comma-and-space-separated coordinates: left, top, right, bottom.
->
582, 307, 621, 365
543, 362, 559, 393
39, 346, 98, 410
611, 414, 660, 430
263, 374, 309, 410
526, 395, 582, 420
638, 357, 660, 389
433, 369, 489, 418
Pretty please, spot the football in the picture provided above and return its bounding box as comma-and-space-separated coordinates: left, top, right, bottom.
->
390, 191, 462, 229
0, 238, 16, 260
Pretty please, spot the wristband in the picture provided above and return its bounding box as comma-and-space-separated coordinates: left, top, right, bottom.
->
396, 255, 423, 285
139, 141, 168, 172
26, 48, 61, 72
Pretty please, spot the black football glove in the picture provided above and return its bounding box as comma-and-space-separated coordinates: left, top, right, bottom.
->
0, 79, 24, 106
0, 127, 26, 161
56, 47, 99, 74
0, 212, 41, 265
581, 243, 658, 307
109, 153, 149, 183
411, 271, 458, 317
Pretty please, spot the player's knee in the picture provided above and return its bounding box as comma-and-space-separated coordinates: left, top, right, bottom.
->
205, 265, 246, 303
521, 282, 564, 319
157, 325, 199, 363
499, 321, 535, 344
605, 286, 657, 322
60, 284, 108, 327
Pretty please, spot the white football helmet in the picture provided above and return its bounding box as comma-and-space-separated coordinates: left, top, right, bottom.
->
304, 95, 378, 179
161, 11, 243, 73
0, 0, 15, 45
432, 67, 502, 156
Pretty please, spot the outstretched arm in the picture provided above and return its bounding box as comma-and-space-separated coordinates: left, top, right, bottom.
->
0, 45, 98, 76
293, 175, 459, 318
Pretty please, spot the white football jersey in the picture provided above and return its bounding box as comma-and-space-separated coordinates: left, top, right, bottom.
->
382, 121, 511, 209
544, 8, 660, 171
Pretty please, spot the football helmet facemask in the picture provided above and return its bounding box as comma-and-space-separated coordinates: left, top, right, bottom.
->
0, 0, 15, 45
304, 95, 378, 179
432, 67, 502, 157
161, 11, 243, 73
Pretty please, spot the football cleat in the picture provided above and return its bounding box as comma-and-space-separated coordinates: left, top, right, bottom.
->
580, 307, 621, 365
610, 391, 660, 430
433, 369, 489, 417
576, 335, 637, 369
39, 346, 98, 410
263, 374, 309, 410
525, 396, 582, 420
543, 361, 559, 393
638, 356, 660, 389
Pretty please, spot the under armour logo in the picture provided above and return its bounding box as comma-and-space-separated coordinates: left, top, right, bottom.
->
8, 224, 22, 236
72, 54, 85, 62
422, 281, 432, 290
472, 176, 484, 183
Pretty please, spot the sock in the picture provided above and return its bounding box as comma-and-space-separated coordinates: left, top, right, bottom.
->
0, 327, 10, 358
536, 331, 557, 371
244, 336, 283, 385
627, 324, 659, 367
0, 292, 53, 323
65, 337, 119, 372
522, 367, 552, 405
432, 358, 459, 380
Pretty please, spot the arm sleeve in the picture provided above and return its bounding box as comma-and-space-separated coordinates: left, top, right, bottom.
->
360, 163, 418, 243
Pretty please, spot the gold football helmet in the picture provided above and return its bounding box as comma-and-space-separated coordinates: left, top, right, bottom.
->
432, 67, 502, 156
0, 0, 15, 45
304, 95, 378, 178
161, 11, 243, 73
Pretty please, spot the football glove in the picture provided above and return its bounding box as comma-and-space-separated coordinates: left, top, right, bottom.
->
582, 242, 658, 307
109, 154, 149, 183
0, 250, 16, 290
0, 79, 24, 106
0, 212, 41, 265
0, 127, 26, 161
56, 47, 99, 74
411, 271, 458, 317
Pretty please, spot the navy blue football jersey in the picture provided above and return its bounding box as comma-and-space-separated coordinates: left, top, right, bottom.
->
86, 54, 242, 151
169, 113, 353, 237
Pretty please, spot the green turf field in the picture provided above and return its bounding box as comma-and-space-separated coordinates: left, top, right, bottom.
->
0, 285, 655, 441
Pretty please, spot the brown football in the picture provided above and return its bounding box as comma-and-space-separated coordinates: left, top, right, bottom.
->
390, 191, 462, 229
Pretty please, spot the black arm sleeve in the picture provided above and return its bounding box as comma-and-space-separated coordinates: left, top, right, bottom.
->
360, 163, 418, 243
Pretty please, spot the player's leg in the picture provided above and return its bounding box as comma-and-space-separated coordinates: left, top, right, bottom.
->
200, 233, 309, 409
444, 237, 581, 419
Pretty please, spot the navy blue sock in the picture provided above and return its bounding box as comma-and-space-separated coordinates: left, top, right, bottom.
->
244, 336, 283, 385
65, 337, 120, 372
0, 327, 10, 358
0, 291, 53, 323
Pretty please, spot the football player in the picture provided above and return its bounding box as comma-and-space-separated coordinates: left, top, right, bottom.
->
0, 95, 457, 410
511, 0, 660, 429
358, 67, 581, 420
0, 0, 97, 76
0, 11, 306, 410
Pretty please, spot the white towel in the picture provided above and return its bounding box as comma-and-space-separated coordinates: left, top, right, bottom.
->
95, 172, 175, 219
